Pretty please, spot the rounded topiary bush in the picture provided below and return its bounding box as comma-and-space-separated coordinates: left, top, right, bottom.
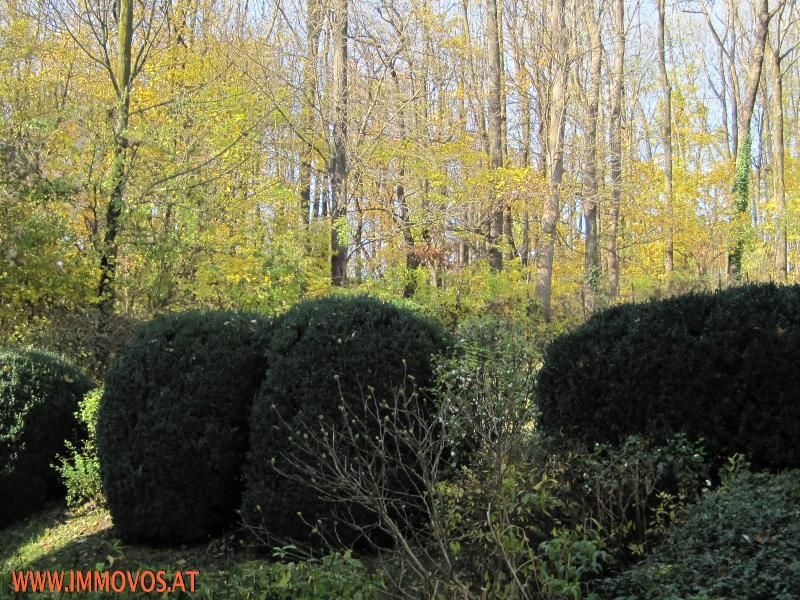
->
97, 311, 270, 544
536, 283, 800, 469
242, 295, 451, 546
0, 348, 93, 527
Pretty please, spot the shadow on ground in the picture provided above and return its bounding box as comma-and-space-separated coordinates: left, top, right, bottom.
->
0, 505, 259, 598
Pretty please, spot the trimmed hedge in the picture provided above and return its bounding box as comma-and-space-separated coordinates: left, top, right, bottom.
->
242, 295, 451, 546
0, 348, 92, 527
97, 311, 270, 544
536, 283, 800, 469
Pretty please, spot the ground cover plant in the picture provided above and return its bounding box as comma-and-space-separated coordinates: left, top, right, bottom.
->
603, 467, 800, 599
0, 506, 384, 599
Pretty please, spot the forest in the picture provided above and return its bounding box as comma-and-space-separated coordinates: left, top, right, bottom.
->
2, 0, 799, 344
2, 0, 800, 598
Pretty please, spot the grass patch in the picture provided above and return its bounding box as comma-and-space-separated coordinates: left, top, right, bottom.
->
0, 504, 112, 572
0, 504, 256, 598
0, 505, 384, 598
0, 504, 244, 574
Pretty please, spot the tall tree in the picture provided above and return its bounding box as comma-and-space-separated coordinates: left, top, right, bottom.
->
768, 0, 797, 281
97, 0, 134, 316
657, 0, 674, 278
536, 0, 569, 321
486, 0, 505, 270
724, 0, 777, 281
770, 43, 787, 280
47, 0, 166, 318
300, 0, 323, 226
582, 0, 603, 312
507, 0, 533, 264
607, 0, 624, 299
330, 0, 349, 285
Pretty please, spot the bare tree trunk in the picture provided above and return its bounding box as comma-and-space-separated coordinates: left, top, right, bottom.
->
458, 1, 472, 266
756, 89, 767, 231
657, 0, 674, 278
607, 0, 624, 299
330, 0, 348, 286
770, 43, 787, 280
498, 1, 515, 261
391, 60, 420, 297
464, 0, 489, 161
498, 0, 508, 163
583, 2, 602, 313
718, 45, 732, 161
487, 0, 504, 270
726, 6, 740, 160
535, 0, 568, 322
299, 0, 322, 226
98, 0, 133, 316
353, 195, 364, 282
513, 29, 532, 265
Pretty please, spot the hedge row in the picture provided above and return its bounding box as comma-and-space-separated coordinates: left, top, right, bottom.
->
97, 296, 450, 545
537, 283, 800, 470
26, 283, 800, 546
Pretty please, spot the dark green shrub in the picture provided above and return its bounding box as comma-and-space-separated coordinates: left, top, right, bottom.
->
0, 348, 92, 527
536, 283, 800, 469
603, 469, 800, 599
97, 311, 270, 544
241, 295, 451, 546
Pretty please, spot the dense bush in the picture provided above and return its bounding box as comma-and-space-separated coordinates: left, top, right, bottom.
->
604, 469, 800, 599
97, 311, 270, 544
56, 387, 104, 507
561, 434, 708, 561
434, 314, 551, 465
537, 283, 800, 469
430, 434, 707, 598
0, 348, 92, 527
241, 295, 451, 546
433, 448, 606, 598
